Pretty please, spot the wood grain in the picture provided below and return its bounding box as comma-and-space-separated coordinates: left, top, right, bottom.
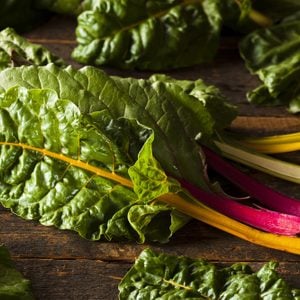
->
0, 14, 298, 300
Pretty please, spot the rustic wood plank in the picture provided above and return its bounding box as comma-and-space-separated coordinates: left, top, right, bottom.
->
230, 116, 300, 135
2, 210, 300, 265
15, 258, 126, 300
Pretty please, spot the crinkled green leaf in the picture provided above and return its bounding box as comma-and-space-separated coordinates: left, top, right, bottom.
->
72, 0, 270, 70
118, 249, 300, 299
240, 12, 300, 113
0, 28, 64, 71
72, 0, 223, 70
0, 86, 188, 242
0, 245, 34, 300
0, 64, 237, 189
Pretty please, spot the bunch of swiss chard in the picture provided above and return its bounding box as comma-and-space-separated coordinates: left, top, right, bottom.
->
0, 30, 300, 254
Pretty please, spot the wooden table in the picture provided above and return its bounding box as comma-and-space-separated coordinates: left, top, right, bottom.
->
1, 15, 300, 299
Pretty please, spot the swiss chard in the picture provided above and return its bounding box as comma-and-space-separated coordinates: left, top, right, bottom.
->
0, 245, 34, 300
1, 66, 300, 253
119, 249, 300, 299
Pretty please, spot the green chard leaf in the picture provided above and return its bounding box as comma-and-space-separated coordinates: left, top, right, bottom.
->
0, 64, 237, 189
0, 245, 34, 299
72, 0, 223, 70
0, 65, 236, 242
0, 86, 189, 242
240, 12, 300, 113
118, 249, 300, 300
0, 28, 64, 71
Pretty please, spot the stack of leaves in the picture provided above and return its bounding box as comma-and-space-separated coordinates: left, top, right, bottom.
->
119, 249, 300, 299
240, 11, 300, 113
0, 245, 34, 299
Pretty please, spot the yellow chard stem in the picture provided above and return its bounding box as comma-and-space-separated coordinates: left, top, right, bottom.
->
3, 142, 300, 254
239, 132, 300, 153
0, 142, 133, 188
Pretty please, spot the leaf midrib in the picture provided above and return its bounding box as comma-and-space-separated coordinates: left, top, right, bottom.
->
0, 141, 133, 188
162, 278, 212, 299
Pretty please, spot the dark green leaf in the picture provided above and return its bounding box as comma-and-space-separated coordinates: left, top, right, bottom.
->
0, 245, 34, 300
72, 0, 223, 70
240, 12, 300, 113
0, 28, 64, 71
118, 249, 300, 299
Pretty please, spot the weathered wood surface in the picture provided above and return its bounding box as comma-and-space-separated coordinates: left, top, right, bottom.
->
0, 15, 299, 300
